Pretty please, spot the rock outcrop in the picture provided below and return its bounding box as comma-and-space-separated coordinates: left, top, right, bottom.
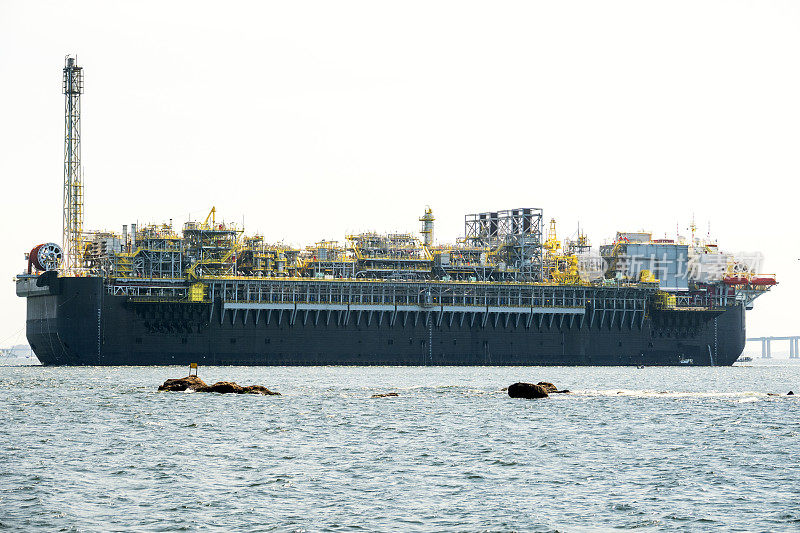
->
507, 381, 571, 398
201, 381, 242, 394
508, 382, 549, 399
537, 382, 570, 393
158, 375, 208, 392
158, 376, 280, 395
537, 382, 557, 393
241, 385, 281, 395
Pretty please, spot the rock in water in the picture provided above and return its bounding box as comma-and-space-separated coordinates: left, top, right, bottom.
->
202, 381, 243, 394
372, 392, 399, 398
508, 382, 549, 399
241, 385, 281, 396
789, 391, 795, 396
535, 381, 570, 393
158, 375, 208, 392
200, 382, 281, 395
537, 382, 558, 393
158, 376, 280, 395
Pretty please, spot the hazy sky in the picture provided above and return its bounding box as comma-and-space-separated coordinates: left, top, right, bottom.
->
1, 1, 798, 350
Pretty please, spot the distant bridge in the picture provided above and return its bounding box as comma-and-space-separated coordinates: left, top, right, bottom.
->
745, 337, 800, 359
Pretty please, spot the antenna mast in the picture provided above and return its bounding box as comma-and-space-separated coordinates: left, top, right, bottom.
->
63, 56, 84, 274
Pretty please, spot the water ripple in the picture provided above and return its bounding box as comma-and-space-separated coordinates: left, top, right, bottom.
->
1, 364, 799, 531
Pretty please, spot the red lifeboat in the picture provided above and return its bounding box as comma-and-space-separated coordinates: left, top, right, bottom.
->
723, 276, 749, 285
749, 276, 777, 286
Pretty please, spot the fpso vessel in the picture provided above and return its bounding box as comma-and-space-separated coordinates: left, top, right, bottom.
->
16, 209, 776, 366
15, 57, 776, 366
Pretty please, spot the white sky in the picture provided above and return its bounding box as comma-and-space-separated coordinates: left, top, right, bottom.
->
1, 0, 798, 349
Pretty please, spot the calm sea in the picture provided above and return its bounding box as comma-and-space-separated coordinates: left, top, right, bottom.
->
1, 361, 798, 532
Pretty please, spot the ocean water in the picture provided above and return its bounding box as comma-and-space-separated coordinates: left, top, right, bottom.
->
1, 362, 798, 532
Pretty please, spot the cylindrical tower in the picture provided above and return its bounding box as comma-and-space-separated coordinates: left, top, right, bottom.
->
63, 56, 84, 273
419, 207, 435, 246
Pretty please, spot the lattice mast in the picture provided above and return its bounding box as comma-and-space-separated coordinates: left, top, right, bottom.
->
62, 56, 84, 273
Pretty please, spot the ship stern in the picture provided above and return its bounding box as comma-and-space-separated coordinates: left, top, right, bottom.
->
17, 275, 104, 366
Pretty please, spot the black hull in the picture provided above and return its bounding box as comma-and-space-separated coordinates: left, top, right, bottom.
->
21, 277, 746, 366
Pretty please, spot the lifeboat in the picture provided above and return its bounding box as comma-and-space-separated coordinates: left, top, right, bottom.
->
749, 277, 777, 286
723, 276, 749, 285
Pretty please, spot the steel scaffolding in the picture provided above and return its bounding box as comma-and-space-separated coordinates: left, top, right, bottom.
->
464, 208, 544, 281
